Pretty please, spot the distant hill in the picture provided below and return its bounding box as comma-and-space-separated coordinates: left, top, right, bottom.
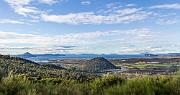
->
142, 52, 158, 57
167, 53, 180, 56
16, 52, 36, 58
15, 53, 147, 61
82, 57, 117, 72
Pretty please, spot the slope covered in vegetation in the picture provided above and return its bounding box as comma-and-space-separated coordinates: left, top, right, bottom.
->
0, 54, 97, 81
0, 73, 179, 95
0, 54, 69, 78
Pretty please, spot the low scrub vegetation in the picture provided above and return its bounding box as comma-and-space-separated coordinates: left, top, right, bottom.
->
0, 72, 179, 95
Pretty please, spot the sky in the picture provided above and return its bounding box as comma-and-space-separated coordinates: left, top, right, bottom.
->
0, 0, 180, 54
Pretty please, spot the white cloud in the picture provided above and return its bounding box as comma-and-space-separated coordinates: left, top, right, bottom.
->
114, 8, 141, 16
0, 19, 26, 24
1, 28, 179, 54
126, 4, 136, 7
106, 2, 120, 9
156, 19, 178, 25
4, 0, 68, 20
81, 1, 91, 5
4, 1, 154, 25
0, 31, 41, 43
5, 0, 32, 6
150, 3, 180, 9
41, 8, 152, 24
14, 6, 42, 16
38, 0, 58, 5
0, 28, 151, 53
5, 0, 43, 16
118, 47, 171, 54
0, 28, 153, 45
40, 3, 153, 24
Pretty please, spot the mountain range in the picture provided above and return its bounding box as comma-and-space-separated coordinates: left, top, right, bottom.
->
15, 52, 180, 62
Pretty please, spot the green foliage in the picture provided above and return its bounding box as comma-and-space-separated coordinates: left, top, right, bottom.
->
91, 74, 124, 95
0, 73, 35, 95
0, 55, 67, 78
105, 76, 180, 95
0, 71, 179, 95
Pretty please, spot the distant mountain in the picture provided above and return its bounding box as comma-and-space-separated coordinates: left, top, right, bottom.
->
17, 52, 180, 62
82, 57, 117, 72
141, 52, 158, 57
16, 53, 147, 62
167, 53, 180, 56
144, 54, 158, 57
17, 52, 36, 58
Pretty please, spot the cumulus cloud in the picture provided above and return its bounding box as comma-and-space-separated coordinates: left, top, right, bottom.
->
150, 3, 180, 9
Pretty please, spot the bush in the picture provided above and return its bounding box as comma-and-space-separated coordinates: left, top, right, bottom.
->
105, 76, 180, 95
0, 73, 179, 95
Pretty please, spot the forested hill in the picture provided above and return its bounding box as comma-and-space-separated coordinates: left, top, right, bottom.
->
0, 54, 65, 78
0, 54, 38, 65
0, 54, 95, 80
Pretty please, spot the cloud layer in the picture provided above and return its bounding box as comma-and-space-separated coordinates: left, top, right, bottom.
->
41, 4, 152, 24
0, 28, 179, 54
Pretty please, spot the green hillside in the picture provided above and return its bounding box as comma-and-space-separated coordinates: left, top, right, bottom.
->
0, 54, 65, 78
0, 54, 97, 81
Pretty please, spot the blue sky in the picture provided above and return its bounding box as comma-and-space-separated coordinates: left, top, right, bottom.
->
0, 0, 180, 54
